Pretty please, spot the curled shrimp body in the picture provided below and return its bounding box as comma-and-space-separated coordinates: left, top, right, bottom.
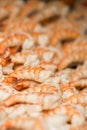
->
4, 18, 42, 33
0, 4, 21, 21
50, 28, 80, 46
70, 79, 87, 89
0, 117, 44, 130
58, 50, 87, 70
0, 33, 34, 55
21, 83, 60, 95
33, 47, 60, 64
10, 51, 38, 65
63, 88, 87, 106
19, 1, 45, 19
71, 63, 87, 81
4, 92, 60, 110
63, 39, 87, 56
4, 66, 53, 83
31, 1, 69, 22
30, 32, 49, 47
42, 105, 85, 127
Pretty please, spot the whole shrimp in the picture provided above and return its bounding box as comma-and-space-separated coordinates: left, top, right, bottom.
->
33, 47, 60, 64
63, 39, 87, 56
0, 4, 21, 21
42, 105, 85, 127
70, 79, 87, 89
30, 1, 69, 22
10, 51, 39, 66
0, 33, 34, 55
19, 1, 45, 19
4, 92, 60, 110
4, 66, 53, 83
21, 83, 60, 95
58, 50, 87, 70
4, 18, 42, 33
50, 28, 80, 46
71, 63, 87, 81
63, 88, 87, 106
30, 31, 49, 47
0, 117, 44, 130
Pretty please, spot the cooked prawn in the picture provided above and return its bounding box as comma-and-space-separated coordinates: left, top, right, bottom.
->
4, 92, 60, 110
19, 1, 45, 19
4, 66, 53, 83
42, 105, 85, 127
0, 117, 44, 130
50, 28, 80, 46
58, 50, 87, 70
0, 33, 34, 55
63, 88, 87, 106
70, 79, 87, 89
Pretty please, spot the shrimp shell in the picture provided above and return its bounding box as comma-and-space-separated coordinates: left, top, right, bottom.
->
4, 66, 53, 83
0, 33, 34, 55
42, 105, 85, 127
22, 83, 60, 94
70, 79, 87, 89
0, 117, 44, 130
14, 80, 39, 91
4, 92, 60, 110
63, 40, 87, 56
71, 64, 87, 81
58, 50, 87, 70
4, 19, 41, 33
51, 28, 80, 46
19, 1, 45, 19
63, 88, 87, 106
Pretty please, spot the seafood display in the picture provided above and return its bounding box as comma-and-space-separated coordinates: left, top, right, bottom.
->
0, 0, 87, 130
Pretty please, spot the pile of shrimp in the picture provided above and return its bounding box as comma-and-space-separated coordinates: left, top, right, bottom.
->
0, 0, 87, 130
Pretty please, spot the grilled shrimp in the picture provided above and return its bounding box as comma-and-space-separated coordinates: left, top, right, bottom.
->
30, 32, 49, 47
30, 2, 59, 22
31, 1, 69, 22
71, 63, 87, 81
4, 18, 42, 33
42, 105, 85, 127
13, 80, 39, 91
0, 33, 34, 55
0, 82, 17, 101
63, 88, 87, 106
52, 18, 82, 31
0, 104, 42, 124
63, 39, 87, 56
68, 7, 87, 21
19, 1, 45, 19
45, 68, 72, 86
22, 83, 60, 94
40, 61, 57, 72
0, 4, 20, 21
58, 50, 87, 70
0, 117, 44, 130
50, 28, 80, 46
33, 47, 59, 64
4, 66, 53, 83
11, 51, 38, 65
70, 79, 87, 89
4, 92, 60, 110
